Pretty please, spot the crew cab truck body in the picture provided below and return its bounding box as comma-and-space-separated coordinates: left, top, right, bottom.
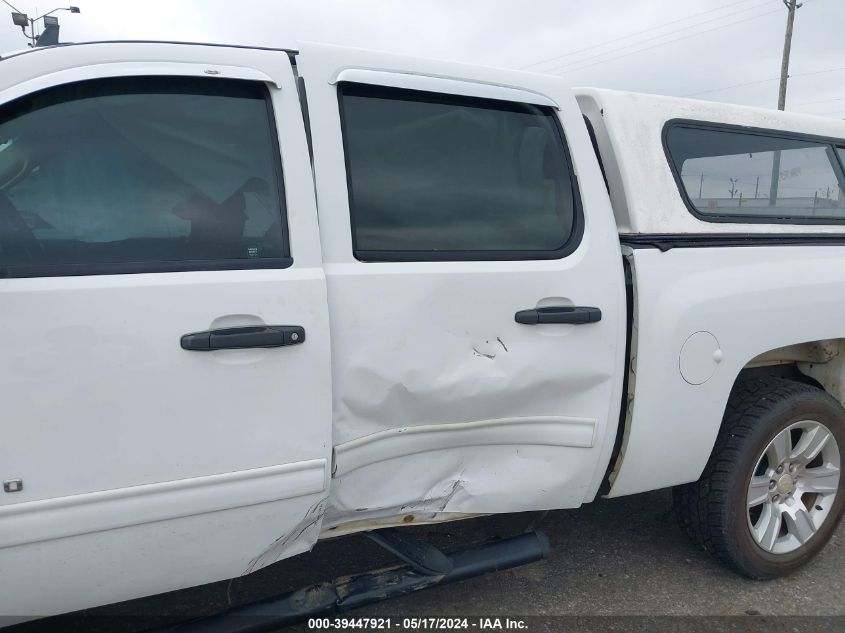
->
2, 40, 845, 620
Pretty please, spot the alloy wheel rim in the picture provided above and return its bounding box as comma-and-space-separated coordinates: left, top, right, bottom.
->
746, 420, 841, 554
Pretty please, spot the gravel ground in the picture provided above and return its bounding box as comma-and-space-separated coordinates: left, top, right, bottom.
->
11, 489, 845, 633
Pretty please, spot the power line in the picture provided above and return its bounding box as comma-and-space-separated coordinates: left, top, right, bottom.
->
542, 2, 777, 75
0, 0, 24, 13
790, 96, 845, 109
549, 7, 782, 75
792, 65, 845, 79
519, 0, 766, 71
550, 7, 783, 77
684, 76, 780, 98
684, 67, 845, 99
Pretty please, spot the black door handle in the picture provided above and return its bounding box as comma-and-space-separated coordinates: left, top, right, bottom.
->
515, 306, 602, 325
181, 325, 305, 351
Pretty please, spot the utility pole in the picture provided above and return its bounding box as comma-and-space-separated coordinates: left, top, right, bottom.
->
770, 0, 802, 206
777, 0, 802, 110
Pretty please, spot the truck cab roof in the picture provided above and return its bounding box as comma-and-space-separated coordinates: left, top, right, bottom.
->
0, 39, 298, 62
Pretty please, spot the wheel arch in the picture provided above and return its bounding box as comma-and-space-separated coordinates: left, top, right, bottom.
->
740, 339, 845, 407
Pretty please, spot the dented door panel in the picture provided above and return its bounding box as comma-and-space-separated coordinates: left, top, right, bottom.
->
297, 42, 626, 528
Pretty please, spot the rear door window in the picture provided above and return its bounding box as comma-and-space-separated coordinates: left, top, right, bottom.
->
338, 83, 581, 260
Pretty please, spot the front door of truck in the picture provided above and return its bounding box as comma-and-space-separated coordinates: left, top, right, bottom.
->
297, 43, 626, 526
0, 44, 331, 618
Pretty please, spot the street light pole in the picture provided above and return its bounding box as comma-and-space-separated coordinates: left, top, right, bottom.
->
1, 0, 32, 45
25, 11, 35, 48
3, 0, 80, 47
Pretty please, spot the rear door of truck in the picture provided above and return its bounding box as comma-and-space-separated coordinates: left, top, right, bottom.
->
297, 43, 627, 525
0, 43, 332, 618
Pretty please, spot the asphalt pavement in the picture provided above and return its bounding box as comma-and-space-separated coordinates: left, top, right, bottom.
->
12, 489, 845, 633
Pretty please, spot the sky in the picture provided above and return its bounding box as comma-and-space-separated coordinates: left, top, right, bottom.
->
1, 0, 844, 117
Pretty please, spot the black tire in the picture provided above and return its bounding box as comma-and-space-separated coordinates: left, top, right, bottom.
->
673, 376, 845, 579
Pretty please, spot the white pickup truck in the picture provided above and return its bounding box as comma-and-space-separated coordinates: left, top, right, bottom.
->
3, 40, 845, 624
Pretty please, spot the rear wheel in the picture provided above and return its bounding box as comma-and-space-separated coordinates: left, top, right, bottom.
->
673, 376, 845, 579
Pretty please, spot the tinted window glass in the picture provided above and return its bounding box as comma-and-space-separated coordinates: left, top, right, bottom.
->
837, 148, 845, 175
667, 125, 845, 221
0, 76, 288, 275
339, 84, 578, 259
